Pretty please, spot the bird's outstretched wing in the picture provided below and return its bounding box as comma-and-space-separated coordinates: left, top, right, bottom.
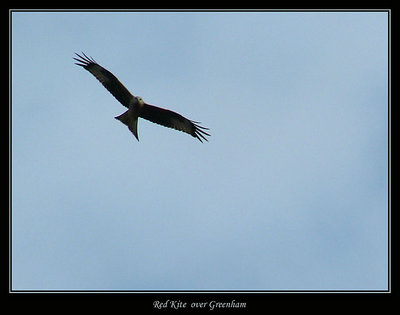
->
140, 104, 210, 142
74, 52, 133, 108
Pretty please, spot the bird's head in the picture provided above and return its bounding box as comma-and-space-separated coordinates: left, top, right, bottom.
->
136, 96, 145, 107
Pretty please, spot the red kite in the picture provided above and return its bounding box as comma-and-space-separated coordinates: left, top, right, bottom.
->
74, 53, 210, 142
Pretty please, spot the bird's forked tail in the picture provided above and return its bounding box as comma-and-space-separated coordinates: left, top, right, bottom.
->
115, 109, 139, 141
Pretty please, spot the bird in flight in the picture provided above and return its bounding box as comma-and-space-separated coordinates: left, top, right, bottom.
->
74, 53, 210, 142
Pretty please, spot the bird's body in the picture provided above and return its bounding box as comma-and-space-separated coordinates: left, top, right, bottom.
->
114, 96, 144, 140
74, 53, 210, 142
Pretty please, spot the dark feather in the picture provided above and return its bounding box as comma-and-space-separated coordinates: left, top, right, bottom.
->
140, 104, 210, 142
74, 52, 133, 108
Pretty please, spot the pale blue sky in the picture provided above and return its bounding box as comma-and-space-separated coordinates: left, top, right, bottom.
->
11, 11, 388, 291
